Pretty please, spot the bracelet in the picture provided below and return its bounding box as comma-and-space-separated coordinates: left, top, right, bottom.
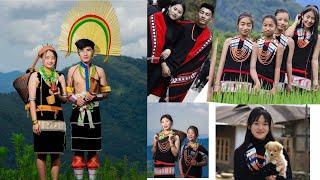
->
29, 97, 36, 101
32, 119, 38, 125
68, 94, 77, 104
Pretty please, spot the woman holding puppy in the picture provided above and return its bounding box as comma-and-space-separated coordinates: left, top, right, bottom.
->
234, 107, 292, 180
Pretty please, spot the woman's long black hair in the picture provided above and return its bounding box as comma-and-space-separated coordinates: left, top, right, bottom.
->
298, 5, 319, 43
163, 0, 186, 20
240, 107, 275, 148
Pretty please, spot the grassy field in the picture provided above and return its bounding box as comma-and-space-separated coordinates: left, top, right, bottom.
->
210, 89, 320, 104
0, 133, 146, 180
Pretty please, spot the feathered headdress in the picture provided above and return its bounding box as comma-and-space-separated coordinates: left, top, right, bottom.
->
58, 1, 121, 62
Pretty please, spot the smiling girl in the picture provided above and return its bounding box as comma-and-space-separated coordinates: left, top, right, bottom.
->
152, 114, 181, 177
234, 107, 292, 180
251, 15, 285, 93
212, 12, 258, 94
285, 5, 320, 91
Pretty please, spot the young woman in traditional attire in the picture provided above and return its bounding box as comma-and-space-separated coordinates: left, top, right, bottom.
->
152, 3, 214, 102
274, 9, 295, 91
179, 126, 208, 178
147, 0, 185, 97
212, 12, 257, 94
285, 5, 320, 91
28, 46, 67, 180
152, 114, 181, 177
251, 15, 284, 93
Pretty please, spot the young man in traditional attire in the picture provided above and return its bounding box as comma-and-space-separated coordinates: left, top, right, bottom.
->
150, 3, 215, 102
66, 39, 111, 180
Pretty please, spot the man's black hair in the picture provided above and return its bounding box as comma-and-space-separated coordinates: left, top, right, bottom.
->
75, 39, 95, 50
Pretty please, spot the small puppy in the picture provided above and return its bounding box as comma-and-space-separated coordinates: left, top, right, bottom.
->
265, 141, 288, 178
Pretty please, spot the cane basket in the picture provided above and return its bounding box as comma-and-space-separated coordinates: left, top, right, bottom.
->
12, 56, 40, 104
13, 70, 35, 104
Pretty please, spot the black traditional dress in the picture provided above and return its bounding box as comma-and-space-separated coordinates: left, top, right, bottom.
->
153, 136, 176, 178
147, 11, 183, 96
220, 36, 253, 92
256, 38, 279, 90
275, 34, 289, 88
151, 22, 212, 102
34, 72, 65, 154
180, 143, 208, 178
291, 28, 317, 90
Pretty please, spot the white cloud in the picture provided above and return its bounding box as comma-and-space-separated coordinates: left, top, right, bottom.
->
0, 0, 146, 72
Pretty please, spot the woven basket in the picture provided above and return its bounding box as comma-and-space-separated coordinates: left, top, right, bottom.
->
12, 57, 40, 104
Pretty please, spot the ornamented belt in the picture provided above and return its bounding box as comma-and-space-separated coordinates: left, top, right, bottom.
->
75, 101, 99, 129
221, 81, 252, 92
285, 75, 311, 90
154, 166, 175, 176
36, 105, 62, 112
37, 120, 66, 132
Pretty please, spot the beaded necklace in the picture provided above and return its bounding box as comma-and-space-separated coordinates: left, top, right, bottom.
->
183, 142, 199, 166
39, 66, 58, 86
257, 38, 278, 65
296, 28, 312, 48
229, 36, 253, 63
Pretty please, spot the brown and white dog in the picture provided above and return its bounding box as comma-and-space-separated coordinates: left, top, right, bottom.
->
265, 141, 288, 178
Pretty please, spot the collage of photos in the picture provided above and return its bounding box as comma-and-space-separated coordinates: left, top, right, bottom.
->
0, 0, 318, 180
147, 0, 319, 180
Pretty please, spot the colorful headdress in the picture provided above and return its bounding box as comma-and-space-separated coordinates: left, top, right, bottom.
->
58, 1, 121, 62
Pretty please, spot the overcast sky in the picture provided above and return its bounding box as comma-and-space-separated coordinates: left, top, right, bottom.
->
147, 103, 209, 145
0, 0, 146, 72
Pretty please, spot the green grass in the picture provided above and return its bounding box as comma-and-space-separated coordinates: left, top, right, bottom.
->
211, 89, 320, 104
0, 133, 146, 180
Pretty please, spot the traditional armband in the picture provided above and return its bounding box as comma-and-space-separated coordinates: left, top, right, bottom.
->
66, 86, 75, 93
100, 86, 111, 93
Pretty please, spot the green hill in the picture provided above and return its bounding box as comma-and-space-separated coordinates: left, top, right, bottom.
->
0, 55, 146, 168
215, 0, 302, 32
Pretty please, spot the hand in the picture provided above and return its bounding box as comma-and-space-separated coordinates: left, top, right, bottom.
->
269, 88, 277, 95
76, 98, 86, 107
85, 93, 96, 102
33, 123, 41, 135
190, 159, 197, 166
168, 134, 174, 144
313, 82, 319, 91
161, 49, 171, 60
153, 134, 159, 144
213, 84, 221, 92
161, 63, 171, 77
253, 83, 261, 92
286, 83, 292, 92
265, 175, 277, 180
294, 14, 301, 25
